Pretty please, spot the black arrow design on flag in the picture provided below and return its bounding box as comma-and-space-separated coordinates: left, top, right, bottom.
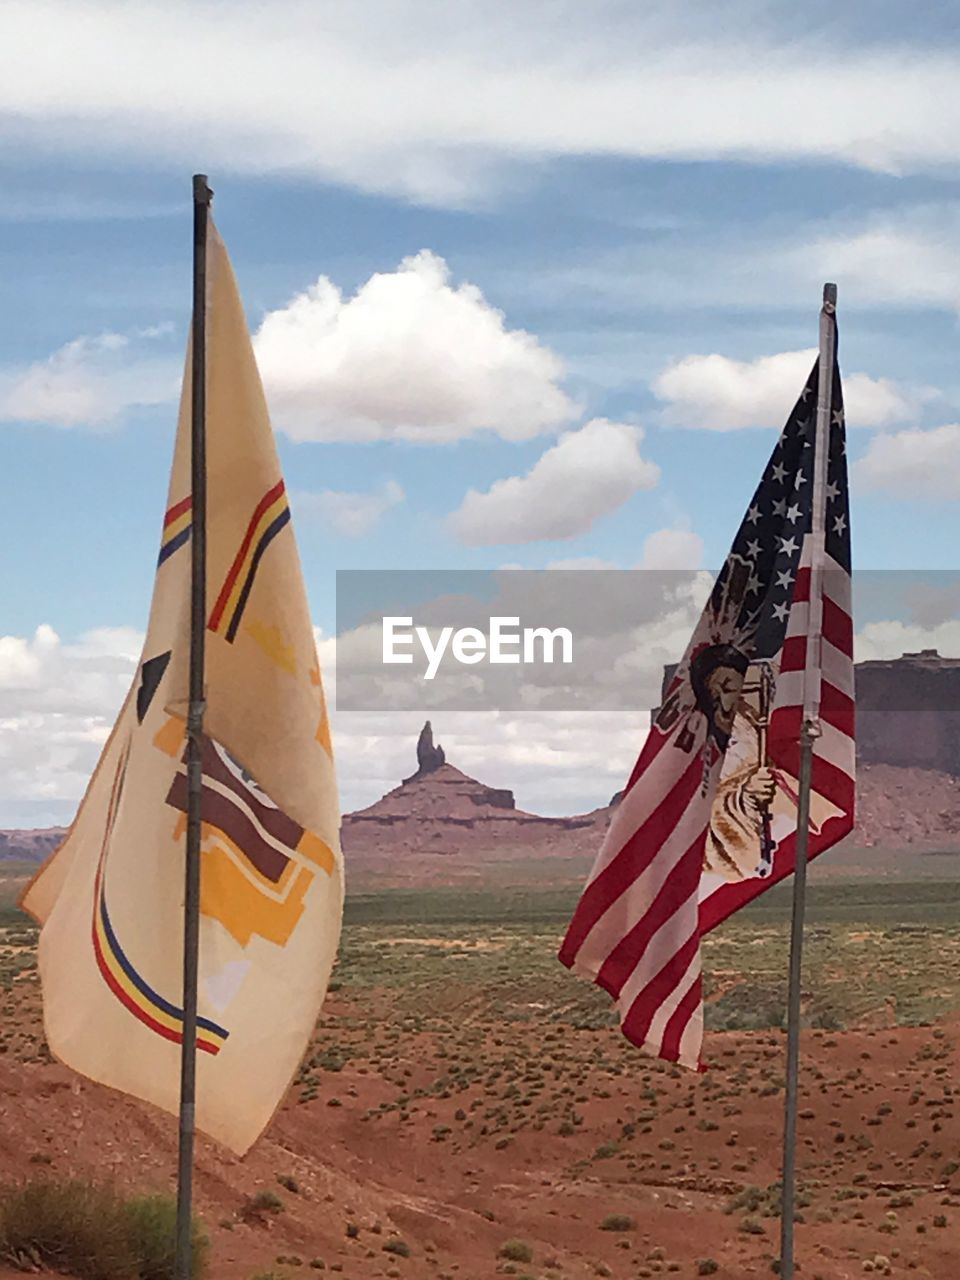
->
136, 651, 172, 724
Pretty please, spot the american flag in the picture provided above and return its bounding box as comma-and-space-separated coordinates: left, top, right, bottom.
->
559, 318, 854, 1069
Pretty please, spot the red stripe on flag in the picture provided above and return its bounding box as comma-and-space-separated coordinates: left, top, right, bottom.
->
163, 495, 192, 527
811, 754, 856, 816
779, 634, 808, 674
659, 971, 702, 1063
820, 680, 855, 738
594, 826, 708, 999
822, 596, 853, 656
621, 723, 673, 798
767, 718, 856, 814
769, 695, 855, 751
559, 755, 703, 965
622, 931, 698, 1049
208, 479, 286, 632
791, 565, 812, 603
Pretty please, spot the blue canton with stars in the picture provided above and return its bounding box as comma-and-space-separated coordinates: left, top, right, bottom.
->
708, 325, 850, 663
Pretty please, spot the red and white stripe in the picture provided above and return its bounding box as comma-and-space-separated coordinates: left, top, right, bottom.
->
559, 538, 854, 1069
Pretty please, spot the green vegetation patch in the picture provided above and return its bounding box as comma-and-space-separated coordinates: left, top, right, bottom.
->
0, 1179, 208, 1280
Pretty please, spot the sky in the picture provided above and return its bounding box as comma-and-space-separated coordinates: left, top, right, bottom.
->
1, 0, 958, 827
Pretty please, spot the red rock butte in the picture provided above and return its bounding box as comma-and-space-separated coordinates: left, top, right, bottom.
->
343, 721, 598, 870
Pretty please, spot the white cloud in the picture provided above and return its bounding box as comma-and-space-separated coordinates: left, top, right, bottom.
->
0, 625, 60, 688
448, 418, 660, 545
653, 349, 916, 430
545, 528, 703, 571
295, 480, 405, 537
2, 252, 572, 441
254, 251, 575, 442
856, 424, 960, 501
0, 625, 140, 827
3, 4, 960, 207
546, 557, 618, 570
0, 330, 177, 429
800, 205, 960, 311
637, 527, 704, 569
855, 619, 960, 664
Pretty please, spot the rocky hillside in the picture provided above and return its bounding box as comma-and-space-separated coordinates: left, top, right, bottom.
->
0, 827, 65, 862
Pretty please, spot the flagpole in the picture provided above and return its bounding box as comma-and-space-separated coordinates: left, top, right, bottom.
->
779, 282, 836, 1280
175, 172, 212, 1280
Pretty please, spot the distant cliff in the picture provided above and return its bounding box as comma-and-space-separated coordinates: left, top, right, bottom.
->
656, 650, 959, 778
0, 827, 64, 863
857, 650, 960, 777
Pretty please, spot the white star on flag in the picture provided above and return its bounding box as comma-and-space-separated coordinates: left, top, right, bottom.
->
779, 535, 799, 555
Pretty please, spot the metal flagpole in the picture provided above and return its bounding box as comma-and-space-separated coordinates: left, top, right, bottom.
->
779, 282, 837, 1280
175, 172, 212, 1280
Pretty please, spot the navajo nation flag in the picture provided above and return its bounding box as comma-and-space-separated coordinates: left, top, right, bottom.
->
560, 327, 853, 1069
21, 222, 342, 1153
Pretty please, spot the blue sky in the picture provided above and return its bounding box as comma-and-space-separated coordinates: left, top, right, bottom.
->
1, 0, 958, 825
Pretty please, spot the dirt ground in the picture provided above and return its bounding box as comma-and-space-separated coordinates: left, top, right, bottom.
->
2, 981, 959, 1280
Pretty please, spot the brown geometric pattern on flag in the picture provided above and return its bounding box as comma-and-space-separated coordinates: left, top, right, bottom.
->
165, 736, 303, 885
157, 721, 335, 948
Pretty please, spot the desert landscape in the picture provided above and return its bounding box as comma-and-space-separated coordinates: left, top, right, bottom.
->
3, 875, 960, 1280
2, 662, 960, 1280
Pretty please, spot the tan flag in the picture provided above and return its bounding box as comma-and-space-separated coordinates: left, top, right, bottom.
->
20, 221, 343, 1155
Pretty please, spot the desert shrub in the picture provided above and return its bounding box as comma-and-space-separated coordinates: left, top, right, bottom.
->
0, 1180, 133, 1280
249, 1190, 284, 1215
696, 1262, 719, 1276
725, 1185, 764, 1215
705, 985, 785, 1033
600, 1214, 635, 1232
0, 1179, 208, 1280
382, 1239, 411, 1257
499, 1240, 534, 1263
124, 1193, 209, 1280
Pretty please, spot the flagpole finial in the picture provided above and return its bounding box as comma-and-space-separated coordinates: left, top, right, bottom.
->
192, 174, 213, 205
822, 282, 837, 312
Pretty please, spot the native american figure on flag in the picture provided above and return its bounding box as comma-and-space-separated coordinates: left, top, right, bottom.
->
702, 660, 846, 884
696, 651, 778, 882
561, 338, 854, 1070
